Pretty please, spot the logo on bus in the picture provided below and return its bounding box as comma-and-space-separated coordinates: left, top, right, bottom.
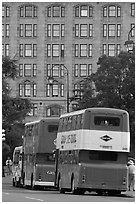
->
61, 134, 76, 144
100, 135, 112, 142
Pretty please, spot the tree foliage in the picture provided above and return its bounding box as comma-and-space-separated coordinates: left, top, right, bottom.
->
76, 51, 135, 156
2, 57, 32, 129
2, 57, 32, 158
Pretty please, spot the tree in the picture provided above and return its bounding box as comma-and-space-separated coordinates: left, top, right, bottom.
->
76, 52, 135, 156
2, 57, 32, 158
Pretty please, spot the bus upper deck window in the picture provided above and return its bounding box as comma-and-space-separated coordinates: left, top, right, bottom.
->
94, 116, 120, 126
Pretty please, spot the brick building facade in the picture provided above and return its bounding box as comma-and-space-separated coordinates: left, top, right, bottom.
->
2, 2, 135, 122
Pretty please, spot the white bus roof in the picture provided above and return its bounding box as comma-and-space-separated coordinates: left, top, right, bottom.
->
25, 118, 59, 126
60, 108, 127, 118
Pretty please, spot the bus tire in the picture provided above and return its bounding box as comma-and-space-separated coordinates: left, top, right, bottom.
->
71, 177, 77, 194
31, 174, 35, 190
58, 177, 65, 194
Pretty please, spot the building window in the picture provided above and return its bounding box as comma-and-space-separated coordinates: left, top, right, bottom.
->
32, 103, 38, 116
88, 64, 92, 75
25, 44, 32, 57
53, 6, 60, 17
103, 24, 121, 37
20, 5, 37, 17
103, 5, 121, 17
103, 24, 107, 37
80, 24, 88, 37
75, 44, 79, 57
2, 24, 4, 37
25, 24, 32, 37
19, 84, 23, 96
52, 44, 59, 57
117, 24, 121, 37
48, 6, 65, 17
20, 24, 23, 37
6, 6, 10, 17
47, 6, 51, 17
25, 6, 33, 17
116, 44, 121, 55
75, 5, 93, 17
89, 24, 93, 37
131, 3, 135, 16
53, 66, 59, 77
80, 64, 87, 77
33, 24, 37, 37
61, 24, 65, 37
6, 24, 9, 37
47, 44, 51, 57
89, 44, 92, 57
108, 6, 116, 17
53, 24, 60, 37
33, 84, 37, 96
80, 44, 87, 57
19, 64, 23, 77
24, 64, 31, 76
60, 84, 64, 97
33, 44, 37, 57
61, 44, 64, 58
131, 24, 135, 37
5, 44, 9, 56
24, 84, 31, 96
75, 24, 79, 37
33, 64, 37, 76
103, 44, 107, 55
47, 106, 62, 117
81, 6, 88, 17
47, 24, 51, 37
19, 44, 23, 57
108, 24, 115, 37
52, 84, 59, 97
108, 44, 115, 56
74, 64, 79, 77
2, 6, 10, 17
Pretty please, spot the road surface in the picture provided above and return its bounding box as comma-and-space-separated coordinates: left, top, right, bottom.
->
2, 175, 135, 202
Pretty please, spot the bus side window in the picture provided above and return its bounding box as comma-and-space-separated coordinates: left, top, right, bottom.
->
63, 117, 68, 132
72, 115, 76, 130
58, 118, 63, 132
76, 114, 82, 129
67, 116, 72, 131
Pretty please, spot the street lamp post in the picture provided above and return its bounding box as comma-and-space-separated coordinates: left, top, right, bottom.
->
48, 64, 69, 113
124, 25, 135, 52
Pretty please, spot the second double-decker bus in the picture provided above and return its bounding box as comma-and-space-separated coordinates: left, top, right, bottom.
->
55, 108, 130, 195
23, 118, 59, 189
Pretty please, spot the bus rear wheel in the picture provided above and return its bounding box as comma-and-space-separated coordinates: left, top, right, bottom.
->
58, 178, 65, 194
31, 174, 36, 190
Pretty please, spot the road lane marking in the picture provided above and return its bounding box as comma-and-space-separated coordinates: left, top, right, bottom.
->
25, 196, 44, 202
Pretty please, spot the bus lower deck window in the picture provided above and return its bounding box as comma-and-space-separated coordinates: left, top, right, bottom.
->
89, 151, 117, 161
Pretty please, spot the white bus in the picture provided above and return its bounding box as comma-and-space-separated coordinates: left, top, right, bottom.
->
55, 108, 130, 195
12, 146, 23, 187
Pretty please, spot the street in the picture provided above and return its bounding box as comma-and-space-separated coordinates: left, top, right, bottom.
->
2, 175, 135, 202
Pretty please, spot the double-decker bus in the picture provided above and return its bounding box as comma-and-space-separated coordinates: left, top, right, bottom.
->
23, 118, 59, 189
12, 146, 23, 187
55, 108, 130, 195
